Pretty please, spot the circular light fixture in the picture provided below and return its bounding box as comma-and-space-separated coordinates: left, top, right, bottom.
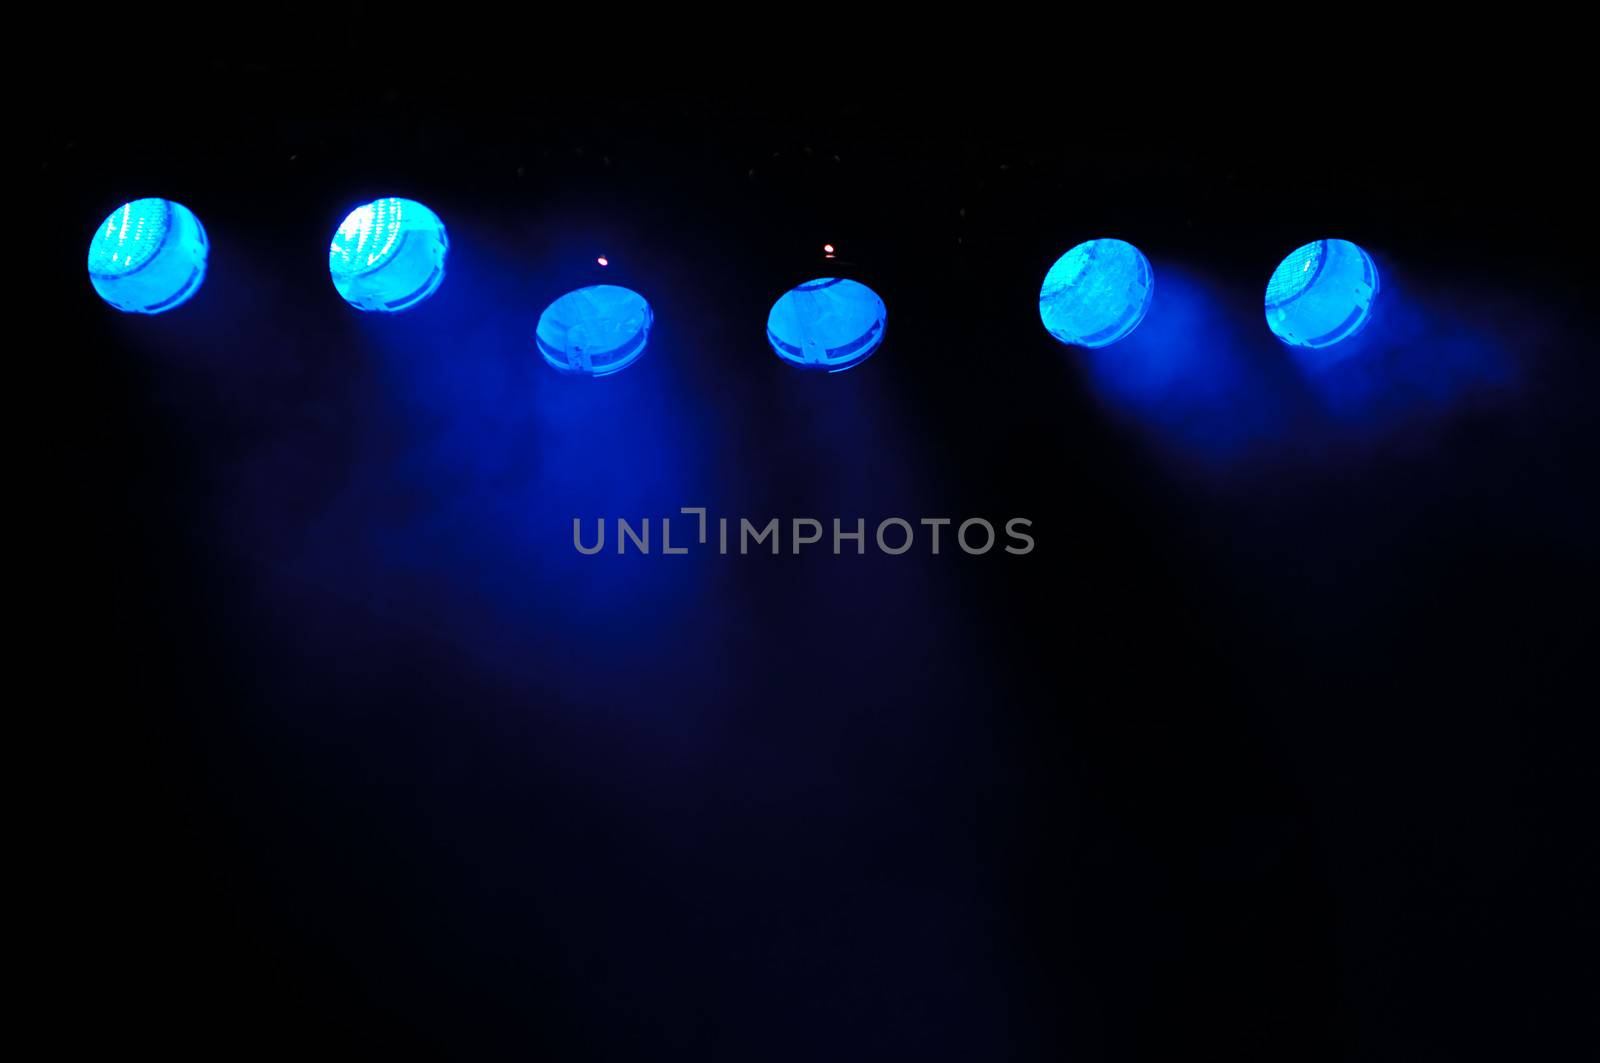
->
537, 284, 654, 376
328, 197, 448, 312
87, 198, 209, 314
1038, 238, 1154, 348
766, 277, 887, 372
1264, 238, 1378, 349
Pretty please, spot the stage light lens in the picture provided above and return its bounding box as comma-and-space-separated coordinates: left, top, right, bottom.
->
328, 197, 448, 312
537, 284, 654, 376
766, 278, 887, 372
1038, 238, 1154, 349
87, 198, 208, 314
1264, 239, 1378, 349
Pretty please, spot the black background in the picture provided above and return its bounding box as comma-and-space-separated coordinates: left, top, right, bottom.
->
27, 15, 1597, 1060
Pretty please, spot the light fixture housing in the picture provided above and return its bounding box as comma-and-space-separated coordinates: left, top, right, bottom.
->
328, 197, 449, 312
1038, 238, 1154, 349
1264, 238, 1378, 349
87, 198, 209, 314
537, 283, 654, 376
764, 241, 888, 373
766, 277, 888, 372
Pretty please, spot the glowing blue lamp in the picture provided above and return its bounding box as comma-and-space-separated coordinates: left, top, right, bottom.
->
537, 284, 654, 376
1038, 238, 1154, 348
1264, 238, 1379, 348
328, 197, 448, 312
87, 198, 208, 314
766, 278, 887, 372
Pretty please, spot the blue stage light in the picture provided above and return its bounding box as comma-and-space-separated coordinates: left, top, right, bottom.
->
766, 278, 887, 372
328, 197, 448, 312
1265, 239, 1378, 349
1038, 238, 1154, 348
87, 198, 208, 314
537, 284, 654, 376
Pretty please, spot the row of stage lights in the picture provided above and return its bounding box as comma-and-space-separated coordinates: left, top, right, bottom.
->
87, 196, 1381, 375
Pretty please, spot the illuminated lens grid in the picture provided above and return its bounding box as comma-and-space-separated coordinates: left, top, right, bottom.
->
1264, 240, 1325, 307
330, 197, 408, 278
87, 198, 172, 277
